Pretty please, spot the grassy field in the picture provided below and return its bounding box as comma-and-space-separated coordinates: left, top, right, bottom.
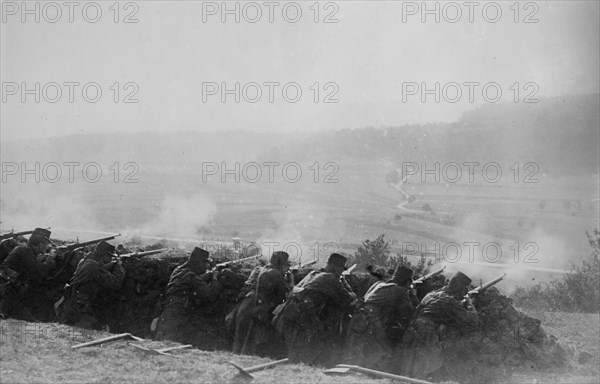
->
1, 309, 598, 384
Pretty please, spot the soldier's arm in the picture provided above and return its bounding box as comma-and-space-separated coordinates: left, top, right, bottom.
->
268, 271, 290, 304
19, 247, 54, 279
95, 262, 126, 290
37, 252, 57, 275
395, 289, 415, 326
189, 274, 222, 303
448, 299, 478, 326
323, 274, 357, 310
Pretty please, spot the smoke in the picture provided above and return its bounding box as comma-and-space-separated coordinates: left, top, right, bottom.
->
124, 194, 217, 241
255, 198, 332, 265
0, 182, 103, 240
440, 212, 570, 291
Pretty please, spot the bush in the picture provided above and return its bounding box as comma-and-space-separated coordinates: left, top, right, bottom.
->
354, 234, 392, 268
511, 229, 600, 313
354, 234, 432, 276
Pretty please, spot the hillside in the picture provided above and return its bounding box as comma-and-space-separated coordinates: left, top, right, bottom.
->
1, 94, 598, 285
1, 94, 598, 176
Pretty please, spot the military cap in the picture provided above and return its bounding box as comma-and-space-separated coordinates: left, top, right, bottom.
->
95, 241, 116, 257
326, 253, 347, 268
190, 247, 210, 263
448, 271, 472, 290
30, 228, 51, 241
270, 251, 291, 269
392, 265, 413, 285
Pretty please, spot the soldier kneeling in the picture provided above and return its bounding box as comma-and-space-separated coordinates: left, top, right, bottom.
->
55, 241, 125, 330
154, 247, 223, 346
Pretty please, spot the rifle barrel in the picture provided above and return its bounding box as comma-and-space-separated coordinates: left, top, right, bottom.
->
290, 259, 318, 270
215, 254, 261, 268
0, 227, 50, 240
119, 248, 169, 258
468, 273, 506, 295
411, 266, 446, 286
342, 263, 357, 275
61, 233, 121, 251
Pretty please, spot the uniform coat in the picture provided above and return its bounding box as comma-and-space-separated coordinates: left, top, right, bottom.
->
276, 269, 356, 366
56, 258, 125, 329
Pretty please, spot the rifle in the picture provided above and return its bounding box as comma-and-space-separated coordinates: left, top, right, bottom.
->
211, 254, 261, 271
47, 233, 121, 281
411, 266, 446, 288
290, 259, 318, 270
342, 263, 357, 276
56, 234, 121, 254
467, 273, 507, 296
0, 227, 50, 241
115, 248, 169, 261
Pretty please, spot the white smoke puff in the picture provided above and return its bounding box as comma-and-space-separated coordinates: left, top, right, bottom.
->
0, 182, 101, 238
523, 227, 568, 270
255, 198, 329, 264
139, 194, 217, 240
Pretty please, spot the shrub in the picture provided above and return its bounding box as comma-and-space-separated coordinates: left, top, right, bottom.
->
354, 234, 432, 276
511, 229, 600, 313
354, 234, 392, 268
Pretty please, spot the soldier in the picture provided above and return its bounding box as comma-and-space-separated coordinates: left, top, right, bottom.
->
115, 244, 127, 256
232, 251, 294, 356
0, 238, 20, 264
55, 241, 125, 330
154, 247, 223, 345
398, 271, 478, 379
0, 228, 56, 320
345, 266, 415, 370
273, 253, 357, 367
414, 272, 446, 302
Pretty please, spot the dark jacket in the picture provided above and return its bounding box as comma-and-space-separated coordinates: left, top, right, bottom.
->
163, 264, 222, 305
2, 245, 55, 283
69, 259, 125, 297
363, 280, 415, 335
56, 258, 125, 329
293, 270, 356, 313
278, 269, 357, 366
233, 265, 290, 355
417, 287, 478, 328
155, 265, 223, 345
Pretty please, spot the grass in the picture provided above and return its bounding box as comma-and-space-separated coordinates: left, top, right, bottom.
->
514, 309, 600, 383
0, 319, 396, 384
1, 310, 599, 384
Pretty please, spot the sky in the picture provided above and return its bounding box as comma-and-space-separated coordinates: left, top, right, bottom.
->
1, 0, 599, 140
